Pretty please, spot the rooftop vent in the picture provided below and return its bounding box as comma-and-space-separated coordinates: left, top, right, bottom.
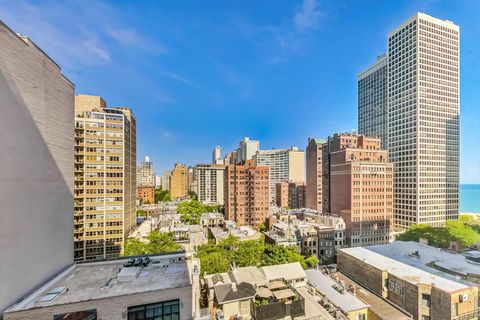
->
38, 287, 66, 303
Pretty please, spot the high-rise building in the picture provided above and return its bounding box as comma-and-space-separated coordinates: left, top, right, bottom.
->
306, 138, 327, 211
360, 13, 460, 229
74, 94, 137, 261
253, 147, 305, 205
162, 170, 171, 191
223, 151, 236, 165
137, 156, 155, 187
358, 54, 388, 148
155, 174, 162, 188
326, 133, 393, 246
170, 163, 189, 199
212, 146, 223, 164
0, 21, 74, 312
224, 160, 269, 226
196, 164, 226, 205
235, 137, 260, 164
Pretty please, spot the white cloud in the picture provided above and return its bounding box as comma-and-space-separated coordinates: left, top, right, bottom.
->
294, 0, 323, 32
0, 0, 166, 67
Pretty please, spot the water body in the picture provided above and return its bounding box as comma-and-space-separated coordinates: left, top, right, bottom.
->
460, 184, 480, 213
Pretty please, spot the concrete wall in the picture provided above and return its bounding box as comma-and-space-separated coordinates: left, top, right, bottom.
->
4, 286, 193, 320
0, 21, 74, 312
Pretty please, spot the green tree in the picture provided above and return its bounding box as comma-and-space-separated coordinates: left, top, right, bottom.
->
188, 190, 198, 200
123, 238, 148, 256
177, 200, 220, 225
136, 209, 147, 217
155, 188, 171, 202
146, 231, 182, 254
397, 221, 480, 249
257, 223, 267, 233
305, 255, 319, 269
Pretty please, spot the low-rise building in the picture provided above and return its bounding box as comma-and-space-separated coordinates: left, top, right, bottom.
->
3, 253, 197, 320
208, 225, 260, 244
337, 241, 479, 320
265, 209, 346, 263
306, 269, 369, 320
200, 212, 225, 231
204, 263, 308, 320
137, 185, 155, 204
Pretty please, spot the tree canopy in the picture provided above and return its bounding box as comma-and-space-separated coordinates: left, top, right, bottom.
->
397, 217, 480, 249
155, 188, 171, 203
195, 235, 318, 276
123, 231, 182, 256
177, 200, 220, 225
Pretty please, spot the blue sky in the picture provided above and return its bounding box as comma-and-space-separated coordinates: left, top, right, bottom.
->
1, 0, 479, 183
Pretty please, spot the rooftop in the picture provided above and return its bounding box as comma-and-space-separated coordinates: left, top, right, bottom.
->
306, 269, 369, 313
260, 262, 307, 282
340, 241, 476, 292
367, 241, 480, 278
6, 253, 192, 312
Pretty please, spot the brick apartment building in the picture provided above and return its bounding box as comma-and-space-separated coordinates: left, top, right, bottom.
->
224, 160, 269, 226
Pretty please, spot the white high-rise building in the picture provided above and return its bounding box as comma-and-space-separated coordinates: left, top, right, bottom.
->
155, 175, 162, 188
162, 170, 171, 191
196, 164, 226, 205
235, 137, 260, 164
358, 54, 388, 149
253, 147, 305, 205
212, 146, 223, 164
359, 13, 460, 230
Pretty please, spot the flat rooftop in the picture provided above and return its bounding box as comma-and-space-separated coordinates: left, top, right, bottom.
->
6, 252, 192, 312
341, 241, 474, 293
306, 269, 368, 313
335, 273, 411, 320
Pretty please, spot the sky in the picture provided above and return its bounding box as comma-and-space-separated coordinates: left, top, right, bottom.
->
1, 0, 479, 183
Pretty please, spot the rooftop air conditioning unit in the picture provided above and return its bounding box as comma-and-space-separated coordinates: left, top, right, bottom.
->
459, 294, 468, 302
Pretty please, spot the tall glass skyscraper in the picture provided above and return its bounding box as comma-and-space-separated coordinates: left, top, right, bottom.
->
359, 13, 460, 230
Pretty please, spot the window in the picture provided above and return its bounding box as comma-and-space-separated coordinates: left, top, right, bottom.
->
421, 293, 431, 308
128, 300, 180, 320
54, 310, 97, 320
421, 316, 431, 320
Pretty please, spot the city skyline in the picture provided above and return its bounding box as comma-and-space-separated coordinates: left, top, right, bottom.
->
0, 1, 479, 184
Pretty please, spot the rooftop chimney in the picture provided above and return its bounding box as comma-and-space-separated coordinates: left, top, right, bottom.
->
231, 283, 237, 292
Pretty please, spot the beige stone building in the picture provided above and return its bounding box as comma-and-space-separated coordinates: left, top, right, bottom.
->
74, 94, 136, 261
328, 133, 393, 246
224, 160, 269, 226
338, 242, 479, 320
0, 20, 74, 313
169, 163, 189, 199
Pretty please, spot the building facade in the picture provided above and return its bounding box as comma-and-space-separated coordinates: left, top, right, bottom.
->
196, 164, 226, 205
74, 94, 137, 261
254, 147, 305, 205
169, 163, 189, 199
275, 181, 289, 208
306, 138, 327, 211
224, 160, 269, 226
327, 133, 393, 246
137, 156, 155, 187
235, 137, 260, 164
212, 145, 223, 164
359, 13, 460, 230
162, 170, 171, 191
358, 54, 388, 149
288, 182, 306, 209
0, 21, 74, 312
338, 243, 479, 320
137, 185, 155, 204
